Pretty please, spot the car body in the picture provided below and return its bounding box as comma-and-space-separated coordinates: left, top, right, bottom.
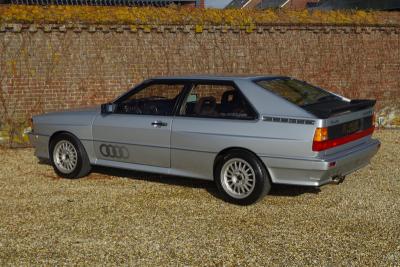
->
29, 75, 380, 204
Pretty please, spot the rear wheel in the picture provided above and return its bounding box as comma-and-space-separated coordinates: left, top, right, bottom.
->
215, 150, 271, 205
50, 133, 91, 179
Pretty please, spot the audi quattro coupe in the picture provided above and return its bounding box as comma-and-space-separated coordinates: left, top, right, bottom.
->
29, 75, 380, 205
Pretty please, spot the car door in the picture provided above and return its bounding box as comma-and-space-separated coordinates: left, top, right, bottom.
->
171, 81, 259, 179
92, 81, 187, 168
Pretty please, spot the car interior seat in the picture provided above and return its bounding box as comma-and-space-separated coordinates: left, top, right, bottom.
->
221, 90, 243, 114
194, 96, 217, 116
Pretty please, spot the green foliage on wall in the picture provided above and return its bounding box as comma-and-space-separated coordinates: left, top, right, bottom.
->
0, 5, 398, 26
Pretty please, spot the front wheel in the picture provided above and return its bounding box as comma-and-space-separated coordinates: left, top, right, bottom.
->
50, 133, 91, 179
215, 150, 271, 205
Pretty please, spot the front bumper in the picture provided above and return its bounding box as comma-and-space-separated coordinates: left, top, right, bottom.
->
261, 139, 381, 187
28, 132, 50, 159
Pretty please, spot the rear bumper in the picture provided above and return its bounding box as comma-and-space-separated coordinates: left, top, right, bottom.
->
261, 139, 380, 186
28, 132, 50, 159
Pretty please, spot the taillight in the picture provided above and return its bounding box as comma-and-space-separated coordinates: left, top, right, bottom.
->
312, 126, 375, 152
312, 127, 329, 151
313, 127, 329, 142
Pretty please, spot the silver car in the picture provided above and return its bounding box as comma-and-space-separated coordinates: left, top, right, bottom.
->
29, 75, 380, 205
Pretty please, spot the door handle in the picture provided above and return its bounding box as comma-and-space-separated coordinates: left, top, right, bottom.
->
151, 121, 168, 128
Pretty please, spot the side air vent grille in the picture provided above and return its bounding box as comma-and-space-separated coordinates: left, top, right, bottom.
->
262, 116, 315, 125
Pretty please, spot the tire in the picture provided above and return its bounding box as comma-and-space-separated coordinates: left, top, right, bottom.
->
49, 133, 91, 179
214, 149, 271, 205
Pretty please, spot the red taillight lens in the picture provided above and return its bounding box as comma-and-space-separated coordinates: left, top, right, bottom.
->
312, 126, 375, 152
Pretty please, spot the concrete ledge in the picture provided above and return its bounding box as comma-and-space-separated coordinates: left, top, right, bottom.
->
0, 23, 398, 34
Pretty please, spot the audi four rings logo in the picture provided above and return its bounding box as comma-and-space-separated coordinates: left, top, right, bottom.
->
100, 144, 129, 159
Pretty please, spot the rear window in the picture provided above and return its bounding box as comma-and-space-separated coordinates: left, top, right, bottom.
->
255, 78, 339, 106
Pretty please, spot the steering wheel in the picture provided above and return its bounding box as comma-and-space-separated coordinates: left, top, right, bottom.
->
123, 104, 142, 115
133, 105, 143, 115
146, 104, 159, 115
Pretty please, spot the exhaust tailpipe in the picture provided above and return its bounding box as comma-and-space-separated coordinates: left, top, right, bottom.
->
331, 175, 346, 184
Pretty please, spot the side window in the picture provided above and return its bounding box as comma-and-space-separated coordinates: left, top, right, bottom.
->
182, 83, 256, 120
117, 83, 185, 116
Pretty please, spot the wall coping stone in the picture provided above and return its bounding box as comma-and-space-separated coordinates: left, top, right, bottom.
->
0, 23, 397, 34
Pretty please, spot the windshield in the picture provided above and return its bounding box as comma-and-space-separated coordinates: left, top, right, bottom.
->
255, 78, 341, 107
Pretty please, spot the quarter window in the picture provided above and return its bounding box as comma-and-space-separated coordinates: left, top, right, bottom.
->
181, 83, 256, 120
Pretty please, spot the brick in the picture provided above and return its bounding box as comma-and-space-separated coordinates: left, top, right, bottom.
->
0, 23, 399, 122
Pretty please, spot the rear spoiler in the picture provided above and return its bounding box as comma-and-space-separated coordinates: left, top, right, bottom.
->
309, 99, 376, 119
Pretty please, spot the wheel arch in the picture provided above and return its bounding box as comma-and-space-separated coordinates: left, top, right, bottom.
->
213, 147, 272, 182
48, 130, 92, 179
48, 131, 81, 158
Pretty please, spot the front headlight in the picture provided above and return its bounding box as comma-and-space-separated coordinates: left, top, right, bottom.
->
24, 118, 34, 135
23, 127, 32, 135
29, 117, 33, 128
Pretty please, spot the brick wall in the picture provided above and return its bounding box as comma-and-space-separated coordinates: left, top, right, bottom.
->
0, 24, 399, 126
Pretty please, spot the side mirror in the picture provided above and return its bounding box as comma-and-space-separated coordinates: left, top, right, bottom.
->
101, 103, 117, 114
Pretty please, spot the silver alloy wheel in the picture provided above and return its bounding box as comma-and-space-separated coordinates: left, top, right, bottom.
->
53, 140, 78, 174
220, 158, 256, 199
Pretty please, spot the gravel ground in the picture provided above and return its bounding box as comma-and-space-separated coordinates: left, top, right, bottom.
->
0, 130, 399, 266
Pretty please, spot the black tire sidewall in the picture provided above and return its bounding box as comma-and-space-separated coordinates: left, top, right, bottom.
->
215, 150, 270, 205
50, 133, 85, 179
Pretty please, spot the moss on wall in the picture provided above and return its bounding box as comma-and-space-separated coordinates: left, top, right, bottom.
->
1, 5, 398, 26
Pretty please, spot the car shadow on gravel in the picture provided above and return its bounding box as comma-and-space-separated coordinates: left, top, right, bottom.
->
91, 166, 320, 199
92, 165, 214, 189
269, 184, 320, 196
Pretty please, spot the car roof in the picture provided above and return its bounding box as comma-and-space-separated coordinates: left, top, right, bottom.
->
149, 75, 286, 82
